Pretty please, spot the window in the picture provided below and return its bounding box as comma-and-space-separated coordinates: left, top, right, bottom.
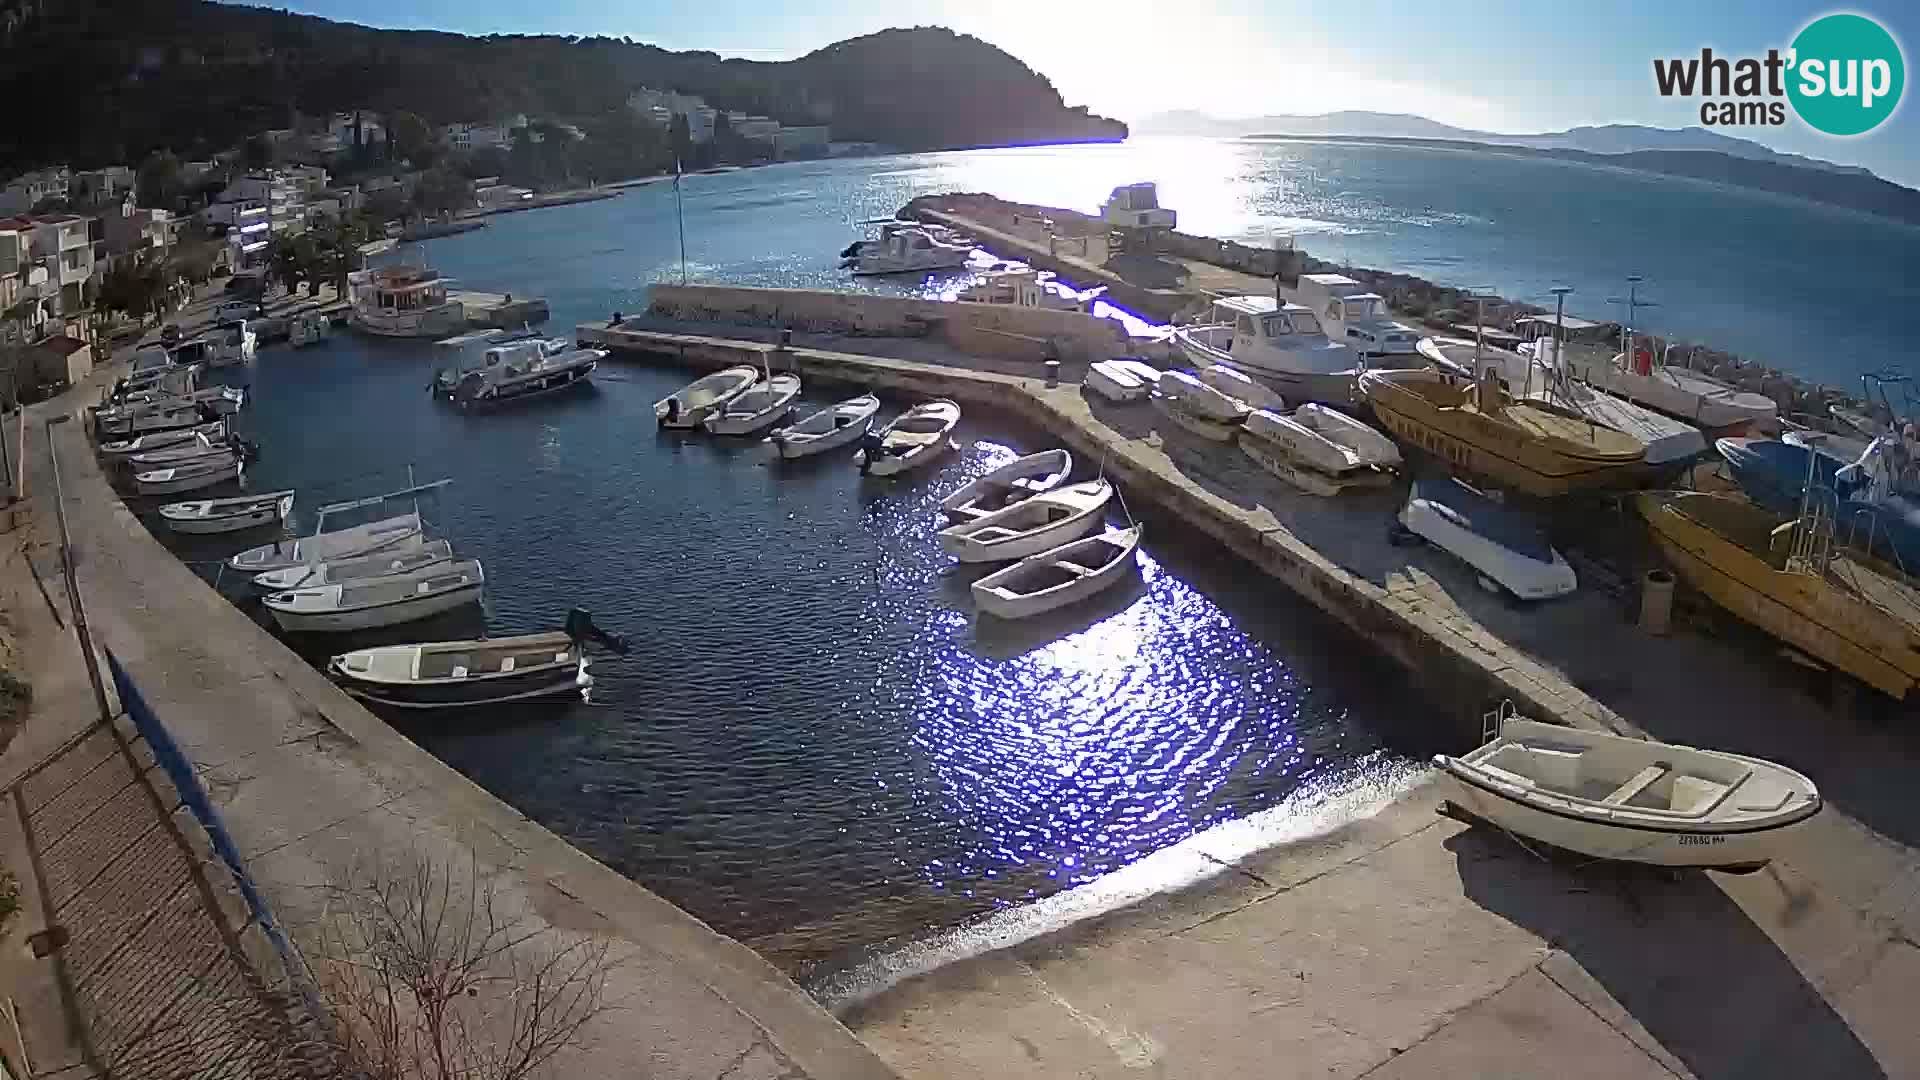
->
1235, 315, 1256, 338
1291, 311, 1323, 334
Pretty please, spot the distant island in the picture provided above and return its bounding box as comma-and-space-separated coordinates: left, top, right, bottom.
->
0, 3, 1125, 171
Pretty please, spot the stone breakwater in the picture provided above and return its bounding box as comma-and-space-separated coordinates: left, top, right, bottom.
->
904, 192, 1881, 426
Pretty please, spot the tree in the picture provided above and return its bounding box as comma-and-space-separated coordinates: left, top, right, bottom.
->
390, 110, 437, 167
97, 253, 176, 322
244, 133, 276, 172
412, 167, 473, 218
135, 150, 183, 210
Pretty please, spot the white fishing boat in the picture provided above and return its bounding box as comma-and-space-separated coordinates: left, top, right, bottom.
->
252, 539, 454, 591
655, 366, 759, 429
1436, 706, 1820, 872
703, 373, 802, 435
1172, 297, 1364, 406
264, 559, 485, 633
1196, 364, 1287, 412
1085, 359, 1158, 404
128, 433, 236, 469
1551, 343, 1777, 431
1396, 477, 1577, 600
134, 455, 243, 496
857, 399, 962, 477
1152, 392, 1241, 442
450, 346, 602, 410
845, 225, 972, 276
940, 449, 1073, 521
972, 524, 1143, 620
938, 479, 1113, 563
98, 422, 227, 458
326, 609, 628, 709
158, 489, 293, 534
288, 309, 332, 348
1160, 370, 1250, 423
767, 394, 880, 459
226, 481, 447, 573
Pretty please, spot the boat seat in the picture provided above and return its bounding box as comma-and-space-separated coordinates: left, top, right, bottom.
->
971, 526, 1020, 541
1602, 762, 1672, 806
1669, 774, 1729, 814
1049, 559, 1096, 577
1008, 476, 1049, 493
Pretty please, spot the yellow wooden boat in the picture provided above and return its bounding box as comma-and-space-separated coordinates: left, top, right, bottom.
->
1360, 367, 1645, 497
1638, 490, 1920, 699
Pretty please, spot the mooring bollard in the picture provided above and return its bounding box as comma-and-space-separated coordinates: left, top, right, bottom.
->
1639, 568, 1675, 636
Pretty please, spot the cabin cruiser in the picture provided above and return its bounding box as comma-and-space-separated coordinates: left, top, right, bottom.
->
432, 335, 574, 399
348, 255, 466, 338
1296, 275, 1422, 360
844, 225, 972, 276
1172, 297, 1371, 406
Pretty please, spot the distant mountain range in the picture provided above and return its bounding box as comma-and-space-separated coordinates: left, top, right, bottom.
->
1135, 110, 1876, 178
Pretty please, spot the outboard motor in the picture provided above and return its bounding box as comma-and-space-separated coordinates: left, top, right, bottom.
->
565, 608, 631, 655
857, 429, 884, 475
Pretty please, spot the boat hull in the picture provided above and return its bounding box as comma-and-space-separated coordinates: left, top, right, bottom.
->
973, 527, 1141, 619
349, 305, 468, 339
1238, 431, 1390, 497
1152, 394, 1239, 442
269, 582, 484, 633
773, 417, 872, 459
862, 439, 954, 476
457, 358, 597, 411
134, 461, 242, 496
228, 515, 423, 573
161, 502, 290, 534
332, 657, 588, 709
1400, 493, 1577, 599
1085, 363, 1147, 404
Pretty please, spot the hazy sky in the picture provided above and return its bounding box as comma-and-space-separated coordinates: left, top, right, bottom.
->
237, 1, 1920, 184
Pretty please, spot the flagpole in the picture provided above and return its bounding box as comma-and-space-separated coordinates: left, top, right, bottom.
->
674, 159, 688, 286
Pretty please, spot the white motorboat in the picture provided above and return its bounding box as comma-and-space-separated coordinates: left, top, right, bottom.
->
159, 489, 293, 535
1552, 343, 1777, 431
288, 310, 331, 348
1160, 370, 1250, 422
99, 422, 227, 458
846, 226, 972, 276
1153, 391, 1241, 442
958, 267, 1100, 311
252, 539, 454, 591
1436, 707, 1820, 872
703, 373, 802, 435
1396, 477, 1577, 600
326, 609, 628, 709
450, 346, 602, 411
1085, 360, 1158, 404
207, 320, 256, 367
227, 510, 426, 574
655, 366, 759, 429
134, 455, 243, 496
264, 559, 485, 633
1196, 364, 1287, 412
1421, 337, 1707, 467
768, 394, 880, 459
972, 524, 1143, 620
940, 449, 1073, 522
857, 399, 961, 477
1172, 297, 1364, 406
938, 479, 1113, 563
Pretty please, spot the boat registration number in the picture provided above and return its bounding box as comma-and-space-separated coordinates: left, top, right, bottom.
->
1677, 834, 1726, 846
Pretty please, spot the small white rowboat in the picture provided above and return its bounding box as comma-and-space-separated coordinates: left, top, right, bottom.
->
264, 559, 485, 633
1436, 711, 1820, 872
1161, 370, 1251, 422
227, 511, 423, 574
858, 399, 961, 477
703, 372, 802, 435
768, 394, 880, 459
134, 455, 242, 496
972, 524, 1143, 619
99, 422, 226, 457
940, 449, 1073, 521
1197, 364, 1287, 412
252, 539, 455, 591
655, 366, 759, 429
1153, 392, 1241, 442
159, 489, 293, 534
938, 478, 1113, 562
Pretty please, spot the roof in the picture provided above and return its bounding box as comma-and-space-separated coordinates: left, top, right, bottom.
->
1213, 295, 1279, 316
31, 336, 87, 356
1514, 313, 1603, 331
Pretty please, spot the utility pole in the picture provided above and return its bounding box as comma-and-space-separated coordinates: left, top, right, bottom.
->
1549, 286, 1574, 372
1606, 275, 1659, 370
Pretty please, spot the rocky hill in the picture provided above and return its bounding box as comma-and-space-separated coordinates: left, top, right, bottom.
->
0, 3, 1126, 170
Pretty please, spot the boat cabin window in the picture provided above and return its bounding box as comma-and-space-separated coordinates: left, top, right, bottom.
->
1284, 310, 1323, 335
911, 235, 931, 250
1236, 315, 1257, 338
1259, 314, 1295, 338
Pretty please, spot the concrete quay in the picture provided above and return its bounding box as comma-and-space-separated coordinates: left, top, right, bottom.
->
583, 318, 1920, 1079
3, 325, 897, 1079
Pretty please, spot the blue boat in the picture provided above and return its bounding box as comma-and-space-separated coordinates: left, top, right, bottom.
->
1716, 437, 1920, 570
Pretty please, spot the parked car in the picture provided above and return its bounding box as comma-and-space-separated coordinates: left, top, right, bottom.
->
160, 324, 182, 345
215, 300, 262, 325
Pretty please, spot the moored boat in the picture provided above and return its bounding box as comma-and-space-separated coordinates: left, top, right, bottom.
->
972, 524, 1143, 620
857, 399, 961, 477
938, 478, 1113, 562
941, 449, 1072, 522
288, 309, 332, 348
1397, 477, 1577, 600
326, 608, 629, 709
264, 558, 485, 633
703, 373, 802, 435
133, 455, 244, 496
159, 489, 293, 535
845, 225, 972, 276
252, 539, 455, 591
1435, 706, 1820, 872
655, 366, 759, 429
768, 394, 879, 459
227, 510, 426, 574
99, 422, 228, 458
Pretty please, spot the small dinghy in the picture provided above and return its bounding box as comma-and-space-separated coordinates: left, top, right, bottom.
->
159, 489, 293, 535
264, 559, 485, 633
327, 608, 630, 709
1436, 705, 1820, 872
1197, 364, 1287, 412
99, 422, 226, 458
1243, 410, 1359, 475
1396, 477, 1576, 600
1085, 360, 1158, 404
940, 449, 1073, 521
655, 366, 759, 429
1161, 370, 1250, 422
858, 399, 961, 477
938, 479, 1113, 562
227, 511, 424, 574
1152, 392, 1241, 442
252, 539, 455, 591
703, 372, 802, 435
128, 433, 256, 470
1293, 404, 1402, 469
972, 524, 1143, 619
768, 394, 880, 459
133, 455, 243, 496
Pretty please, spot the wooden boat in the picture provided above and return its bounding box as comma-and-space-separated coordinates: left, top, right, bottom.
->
252, 539, 455, 591
940, 449, 1073, 522
1196, 364, 1287, 412
133, 455, 243, 496
327, 610, 628, 709
1436, 706, 1820, 872
227, 511, 424, 574
972, 525, 1143, 619
1161, 370, 1250, 422
1086, 360, 1154, 403
857, 399, 961, 477
99, 422, 227, 458
704, 372, 802, 435
655, 366, 758, 429
264, 559, 485, 633
1638, 490, 1920, 699
159, 489, 293, 535
1153, 392, 1240, 442
1399, 477, 1577, 599
768, 394, 879, 459
938, 479, 1113, 563
1359, 367, 1644, 497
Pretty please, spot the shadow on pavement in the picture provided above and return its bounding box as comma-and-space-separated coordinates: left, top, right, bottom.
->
1446, 827, 1886, 1079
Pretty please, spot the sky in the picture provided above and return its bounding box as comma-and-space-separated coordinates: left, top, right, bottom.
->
235, 1, 1920, 185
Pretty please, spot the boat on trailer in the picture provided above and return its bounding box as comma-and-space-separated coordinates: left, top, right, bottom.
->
768, 394, 880, 459
938, 479, 1113, 563
972, 524, 1143, 620
940, 449, 1073, 521
327, 609, 630, 709
1436, 704, 1820, 873
264, 559, 485, 633
159, 489, 294, 534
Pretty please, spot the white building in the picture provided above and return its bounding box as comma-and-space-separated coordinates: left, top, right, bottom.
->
772, 125, 831, 159
727, 113, 780, 141
71, 166, 135, 207
443, 121, 513, 152
216, 172, 307, 235
0, 227, 54, 340
0, 167, 73, 214
327, 112, 385, 149
0, 214, 94, 313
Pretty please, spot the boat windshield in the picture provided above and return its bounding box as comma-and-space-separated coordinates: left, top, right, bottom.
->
1265, 312, 1323, 336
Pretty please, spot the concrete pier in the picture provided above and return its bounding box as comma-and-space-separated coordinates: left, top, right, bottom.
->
455, 289, 550, 329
